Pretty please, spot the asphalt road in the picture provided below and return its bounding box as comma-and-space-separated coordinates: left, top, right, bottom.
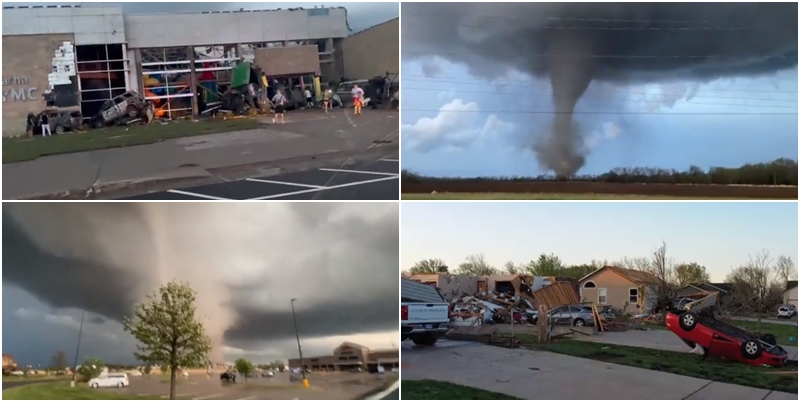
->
120, 158, 399, 201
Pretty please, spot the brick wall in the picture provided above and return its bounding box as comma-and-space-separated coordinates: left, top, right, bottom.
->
2, 33, 76, 137
341, 18, 399, 80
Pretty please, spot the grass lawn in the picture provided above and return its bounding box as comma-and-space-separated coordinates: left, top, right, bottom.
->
401, 380, 519, 400
401, 193, 737, 200
510, 334, 797, 394
2, 381, 161, 400
3, 118, 263, 164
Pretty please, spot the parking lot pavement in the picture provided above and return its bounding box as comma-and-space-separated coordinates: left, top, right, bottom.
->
110, 372, 396, 400
401, 341, 796, 400
120, 158, 399, 201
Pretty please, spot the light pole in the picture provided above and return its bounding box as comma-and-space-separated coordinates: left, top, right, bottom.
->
70, 309, 86, 387
290, 298, 309, 388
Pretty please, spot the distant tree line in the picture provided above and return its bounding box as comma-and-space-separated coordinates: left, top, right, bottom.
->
402, 158, 798, 186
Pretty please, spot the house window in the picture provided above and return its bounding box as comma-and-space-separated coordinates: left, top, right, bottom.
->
583, 281, 597, 288
629, 288, 638, 303
598, 288, 607, 304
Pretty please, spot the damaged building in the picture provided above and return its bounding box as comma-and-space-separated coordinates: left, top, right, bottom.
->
1, 4, 383, 137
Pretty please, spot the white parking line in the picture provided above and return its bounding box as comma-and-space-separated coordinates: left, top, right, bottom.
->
167, 189, 231, 200
250, 175, 398, 200
319, 168, 397, 176
379, 158, 399, 163
246, 178, 323, 189
193, 393, 224, 400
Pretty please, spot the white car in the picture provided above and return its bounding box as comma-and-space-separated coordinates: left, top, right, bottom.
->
777, 306, 797, 318
88, 373, 129, 388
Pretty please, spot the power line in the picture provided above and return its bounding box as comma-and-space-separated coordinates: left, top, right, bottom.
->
401, 75, 800, 95
401, 108, 797, 116
403, 86, 797, 109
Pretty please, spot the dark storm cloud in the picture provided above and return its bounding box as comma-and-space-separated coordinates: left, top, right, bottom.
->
2, 203, 399, 360
402, 3, 798, 176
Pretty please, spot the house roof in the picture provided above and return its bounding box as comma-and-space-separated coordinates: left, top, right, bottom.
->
698, 283, 733, 293
787, 280, 798, 292
578, 265, 660, 285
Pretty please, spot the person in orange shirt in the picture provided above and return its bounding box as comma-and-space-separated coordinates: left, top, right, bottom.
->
351, 84, 365, 115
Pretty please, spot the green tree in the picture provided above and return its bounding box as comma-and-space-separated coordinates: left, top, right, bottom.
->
525, 253, 565, 276
235, 358, 254, 382
457, 254, 498, 276
50, 350, 67, 371
564, 264, 597, 279
409, 258, 449, 274
77, 357, 105, 382
123, 281, 212, 400
675, 263, 711, 287
503, 261, 522, 275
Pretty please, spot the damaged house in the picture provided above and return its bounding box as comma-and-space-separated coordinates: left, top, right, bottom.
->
578, 266, 660, 314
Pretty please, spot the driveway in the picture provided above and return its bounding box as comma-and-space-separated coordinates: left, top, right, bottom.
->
583, 329, 799, 360
401, 340, 797, 400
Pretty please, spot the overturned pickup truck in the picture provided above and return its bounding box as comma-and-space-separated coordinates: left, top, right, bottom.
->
665, 292, 789, 367
90, 91, 155, 129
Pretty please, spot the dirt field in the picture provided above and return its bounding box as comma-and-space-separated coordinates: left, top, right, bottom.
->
401, 181, 798, 199
103, 371, 397, 400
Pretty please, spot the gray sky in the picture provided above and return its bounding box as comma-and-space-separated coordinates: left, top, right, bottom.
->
3, 203, 399, 367
3, 2, 399, 32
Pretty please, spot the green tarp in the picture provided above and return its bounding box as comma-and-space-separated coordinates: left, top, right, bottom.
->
230, 62, 251, 88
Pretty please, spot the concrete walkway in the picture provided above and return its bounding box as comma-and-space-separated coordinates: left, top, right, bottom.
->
3, 110, 398, 199
402, 341, 797, 400
583, 329, 798, 360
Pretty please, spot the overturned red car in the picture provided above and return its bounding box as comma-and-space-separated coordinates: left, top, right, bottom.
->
666, 310, 789, 367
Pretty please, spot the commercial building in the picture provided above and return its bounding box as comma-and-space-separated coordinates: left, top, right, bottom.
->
2, 4, 356, 137
341, 18, 399, 80
288, 342, 398, 373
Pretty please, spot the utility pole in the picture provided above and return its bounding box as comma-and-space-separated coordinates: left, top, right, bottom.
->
70, 309, 86, 387
290, 298, 309, 388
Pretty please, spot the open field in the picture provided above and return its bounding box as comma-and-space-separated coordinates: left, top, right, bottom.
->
3, 118, 262, 164
402, 192, 739, 200
401, 181, 798, 199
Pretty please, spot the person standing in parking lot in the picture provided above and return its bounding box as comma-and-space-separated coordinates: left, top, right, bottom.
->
40, 113, 52, 137
272, 90, 287, 124
322, 87, 333, 113
352, 84, 364, 115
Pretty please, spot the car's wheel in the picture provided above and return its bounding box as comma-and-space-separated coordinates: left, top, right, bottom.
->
529, 316, 538, 325
126, 106, 139, 118
91, 383, 99, 388
574, 318, 586, 327
410, 332, 438, 346
55, 125, 65, 134
741, 339, 763, 360
679, 312, 698, 331
117, 382, 124, 388
759, 333, 777, 346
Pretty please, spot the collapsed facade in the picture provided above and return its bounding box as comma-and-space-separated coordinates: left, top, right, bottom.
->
2, 5, 399, 137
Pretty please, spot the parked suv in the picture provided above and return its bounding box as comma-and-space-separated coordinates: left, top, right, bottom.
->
530, 305, 595, 327
777, 305, 796, 319
88, 373, 129, 388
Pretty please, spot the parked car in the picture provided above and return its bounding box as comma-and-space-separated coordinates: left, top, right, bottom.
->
88, 373, 129, 388
401, 278, 450, 346
530, 305, 595, 327
261, 370, 274, 378
777, 305, 797, 319
30, 110, 82, 135
666, 308, 788, 367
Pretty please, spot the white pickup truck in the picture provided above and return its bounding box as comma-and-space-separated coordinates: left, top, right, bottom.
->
401, 278, 450, 346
